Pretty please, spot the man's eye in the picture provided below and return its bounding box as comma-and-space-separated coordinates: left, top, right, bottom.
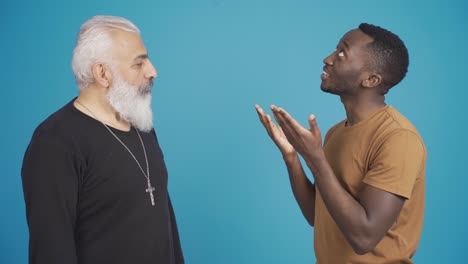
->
338, 51, 344, 57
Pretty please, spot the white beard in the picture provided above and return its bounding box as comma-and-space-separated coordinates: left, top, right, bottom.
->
106, 71, 154, 132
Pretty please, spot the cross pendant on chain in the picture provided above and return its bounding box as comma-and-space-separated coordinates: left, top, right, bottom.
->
146, 182, 156, 206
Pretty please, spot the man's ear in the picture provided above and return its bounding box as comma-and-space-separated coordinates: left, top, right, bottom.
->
92, 63, 111, 88
362, 73, 382, 88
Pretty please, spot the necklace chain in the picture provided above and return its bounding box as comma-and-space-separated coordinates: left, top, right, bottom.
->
75, 100, 156, 205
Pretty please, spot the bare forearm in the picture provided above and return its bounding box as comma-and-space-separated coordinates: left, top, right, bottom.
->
283, 152, 316, 226
306, 154, 374, 254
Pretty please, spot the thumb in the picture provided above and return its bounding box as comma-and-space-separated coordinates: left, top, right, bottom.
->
308, 114, 319, 133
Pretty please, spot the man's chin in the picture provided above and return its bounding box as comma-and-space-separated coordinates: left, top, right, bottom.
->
320, 85, 339, 95
320, 84, 330, 92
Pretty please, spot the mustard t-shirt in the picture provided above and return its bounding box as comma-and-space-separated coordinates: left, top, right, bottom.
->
315, 106, 426, 264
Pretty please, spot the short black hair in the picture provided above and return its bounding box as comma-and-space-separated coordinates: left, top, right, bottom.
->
358, 23, 409, 94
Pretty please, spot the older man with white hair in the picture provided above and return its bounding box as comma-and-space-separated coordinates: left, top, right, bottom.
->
21, 15, 184, 264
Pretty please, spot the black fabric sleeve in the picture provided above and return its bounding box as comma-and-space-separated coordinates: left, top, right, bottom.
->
168, 195, 184, 264
21, 138, 79, 264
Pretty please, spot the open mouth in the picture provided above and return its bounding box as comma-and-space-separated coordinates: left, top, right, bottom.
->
321, 70, 330, 80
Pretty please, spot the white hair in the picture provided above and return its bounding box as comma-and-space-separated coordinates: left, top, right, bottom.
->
106, 65, 154, 132
71, 16, 140, 90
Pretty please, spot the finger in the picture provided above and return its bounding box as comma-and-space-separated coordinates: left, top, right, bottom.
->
255, 104, 265, 117
273, 109, 296, 141
257, 104, 278, 128
267, 112, 291, 142
266, 114, 279, 131
256, 105, 279, 134
255, 104, 264, 113
308, 114, 320, 134
260, 115, 276, 138
272, 107, 290, 131
277, 107, 305, 132
255, 104, 269, 127
270, 104, 278, 112
272, 108, 286, 128
271, 106, 301, 140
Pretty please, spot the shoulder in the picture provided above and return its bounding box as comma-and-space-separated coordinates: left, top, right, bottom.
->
29, 99, 83, 149
375, 106, 425, 148
324, 119, 346, 143
382, 106, 419, 131
375, 106, 426, 157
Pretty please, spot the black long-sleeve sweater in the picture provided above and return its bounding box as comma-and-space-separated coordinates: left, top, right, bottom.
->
21, 99, 184, 264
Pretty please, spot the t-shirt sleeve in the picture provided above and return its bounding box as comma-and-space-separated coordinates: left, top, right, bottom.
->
21, 137, 79, 264
363, 130, 425, 199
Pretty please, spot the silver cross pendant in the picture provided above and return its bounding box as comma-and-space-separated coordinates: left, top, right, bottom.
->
146, 183, 156, 206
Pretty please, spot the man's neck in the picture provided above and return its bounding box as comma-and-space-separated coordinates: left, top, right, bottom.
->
74, 87, 131, 131
341, 95, 386, 126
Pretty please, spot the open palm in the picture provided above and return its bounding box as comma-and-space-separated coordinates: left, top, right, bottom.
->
255, 104, 295, 155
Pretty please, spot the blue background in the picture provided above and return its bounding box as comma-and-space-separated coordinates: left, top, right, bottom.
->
2, 0, 467, 263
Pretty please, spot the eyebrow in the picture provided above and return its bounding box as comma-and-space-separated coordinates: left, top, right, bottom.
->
342, 40, 350, 50
133, 54, 149, 61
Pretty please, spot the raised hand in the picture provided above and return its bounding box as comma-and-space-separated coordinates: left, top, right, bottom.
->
270, 105, 324, 163
255, 104, 295, 156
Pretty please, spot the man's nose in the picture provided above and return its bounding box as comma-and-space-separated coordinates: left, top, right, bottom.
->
146, 61, 158, 79
323, 52, 334, 66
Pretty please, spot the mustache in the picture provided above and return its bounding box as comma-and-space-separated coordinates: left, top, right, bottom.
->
140, 79, 153, 93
